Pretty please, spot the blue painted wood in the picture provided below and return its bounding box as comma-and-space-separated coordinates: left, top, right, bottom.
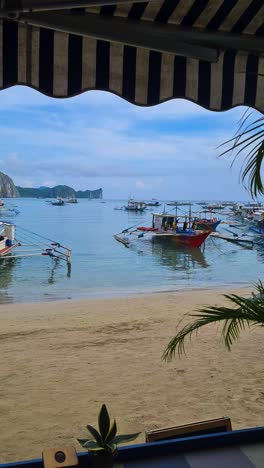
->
186, 447, 255, 468
1, 427, 264, 468
115, 427, 264, 462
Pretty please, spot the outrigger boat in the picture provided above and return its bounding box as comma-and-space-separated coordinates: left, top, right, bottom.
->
194, 210, 221, 232
0, 221, 71, 264
115, 211, 210, 248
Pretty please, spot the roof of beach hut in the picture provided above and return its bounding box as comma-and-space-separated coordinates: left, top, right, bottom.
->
0, 0, 264, 112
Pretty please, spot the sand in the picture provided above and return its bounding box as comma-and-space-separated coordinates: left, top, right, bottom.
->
0, 286, 263, 463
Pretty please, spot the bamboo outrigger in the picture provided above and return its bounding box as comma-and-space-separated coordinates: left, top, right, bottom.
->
0, 221, 71, 264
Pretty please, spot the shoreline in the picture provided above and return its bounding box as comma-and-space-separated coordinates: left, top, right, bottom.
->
1, 285, 263, 463
0, 284, 252, 310
0, 280, 253, 305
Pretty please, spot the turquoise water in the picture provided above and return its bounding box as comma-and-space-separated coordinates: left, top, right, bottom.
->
0, 198, 263, 303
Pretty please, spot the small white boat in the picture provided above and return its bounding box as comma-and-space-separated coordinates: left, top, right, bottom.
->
51, 197, 64, 206
124, 199, 146, 212
67, 197, 78, 204
0, 199, 4, 208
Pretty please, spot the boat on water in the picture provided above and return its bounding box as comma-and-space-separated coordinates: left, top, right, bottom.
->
115, 212, 210, 248
194, 210, 221, 232
0, 199, 4, 207
166, 201, 192, 206
145, 199, 161, 207
202, 203, 224, 210
67, 196, 78, 204
51, 197, 65, 206
124, 199, 146, 212
0, 221, 71, 263
0, 222, 17, 256
210, 231, 254, 247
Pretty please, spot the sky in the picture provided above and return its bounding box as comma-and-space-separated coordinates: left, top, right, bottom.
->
0, 85, 262, 201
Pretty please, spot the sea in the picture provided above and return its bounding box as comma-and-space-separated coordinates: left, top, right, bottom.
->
0, 198, 263, 303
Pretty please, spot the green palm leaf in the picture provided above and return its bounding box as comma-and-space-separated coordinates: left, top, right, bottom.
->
219, 110, 264, 198
163, 281, 264, 361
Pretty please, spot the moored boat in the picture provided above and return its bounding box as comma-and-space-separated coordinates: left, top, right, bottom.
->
194, 210, 221, 231
0, 199, 4, 208
0, 222, 17, 256
202, 203, 224, 210
51, 197, 64, 206
124, 199, 146, 212
0, 221, 71, 263
145, 199, 161, 207
195, 218, 221, 232
67, 196, 78, 203
115, 212, 210, 249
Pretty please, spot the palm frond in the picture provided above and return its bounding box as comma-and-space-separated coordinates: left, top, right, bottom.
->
163, 283, 264, 361
219, 109, 264, 198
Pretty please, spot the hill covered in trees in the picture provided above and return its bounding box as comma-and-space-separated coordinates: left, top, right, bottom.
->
16, 185, 103, 199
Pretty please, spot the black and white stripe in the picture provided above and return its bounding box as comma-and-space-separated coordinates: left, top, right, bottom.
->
0, 0, 263, 112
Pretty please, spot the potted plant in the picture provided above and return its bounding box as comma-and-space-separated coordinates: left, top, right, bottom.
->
77, 404, 140, 468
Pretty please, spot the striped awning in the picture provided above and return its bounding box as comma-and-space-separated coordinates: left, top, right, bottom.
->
1, 0, 264, 112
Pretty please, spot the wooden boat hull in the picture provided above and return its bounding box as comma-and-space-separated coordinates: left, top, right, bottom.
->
196, 219, 221, 232
0, 243, 17, 256
154, 231, 210, 248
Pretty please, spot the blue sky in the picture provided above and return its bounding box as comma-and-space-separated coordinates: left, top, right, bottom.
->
0, 85, 261, 200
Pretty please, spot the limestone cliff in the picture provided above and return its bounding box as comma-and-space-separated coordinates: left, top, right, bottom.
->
0, 172, 19, 198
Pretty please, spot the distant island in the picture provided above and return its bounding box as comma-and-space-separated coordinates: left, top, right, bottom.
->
0, 172, 103, 199
16, 185, 103, 199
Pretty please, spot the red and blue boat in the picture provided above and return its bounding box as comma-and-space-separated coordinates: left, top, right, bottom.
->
115, 211, 210, 249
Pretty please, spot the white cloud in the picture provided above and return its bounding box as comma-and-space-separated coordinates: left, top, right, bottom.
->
0, 86, 260, 199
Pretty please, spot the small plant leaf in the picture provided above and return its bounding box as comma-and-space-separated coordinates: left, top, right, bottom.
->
105, 420, 117, 443
87, 424, 102, 445
77, 438, 92, 447
105, 443, 117, 453
77, 440, 100, 450
85, 446, 106, 452
112, 433, 141, 445
98, 404, 110, 442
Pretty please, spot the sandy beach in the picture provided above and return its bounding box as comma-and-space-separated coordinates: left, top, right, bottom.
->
0, 286, 263, 463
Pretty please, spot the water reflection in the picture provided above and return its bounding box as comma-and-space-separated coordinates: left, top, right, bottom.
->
0, 258, 18, 302
151, 238, 209, 271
